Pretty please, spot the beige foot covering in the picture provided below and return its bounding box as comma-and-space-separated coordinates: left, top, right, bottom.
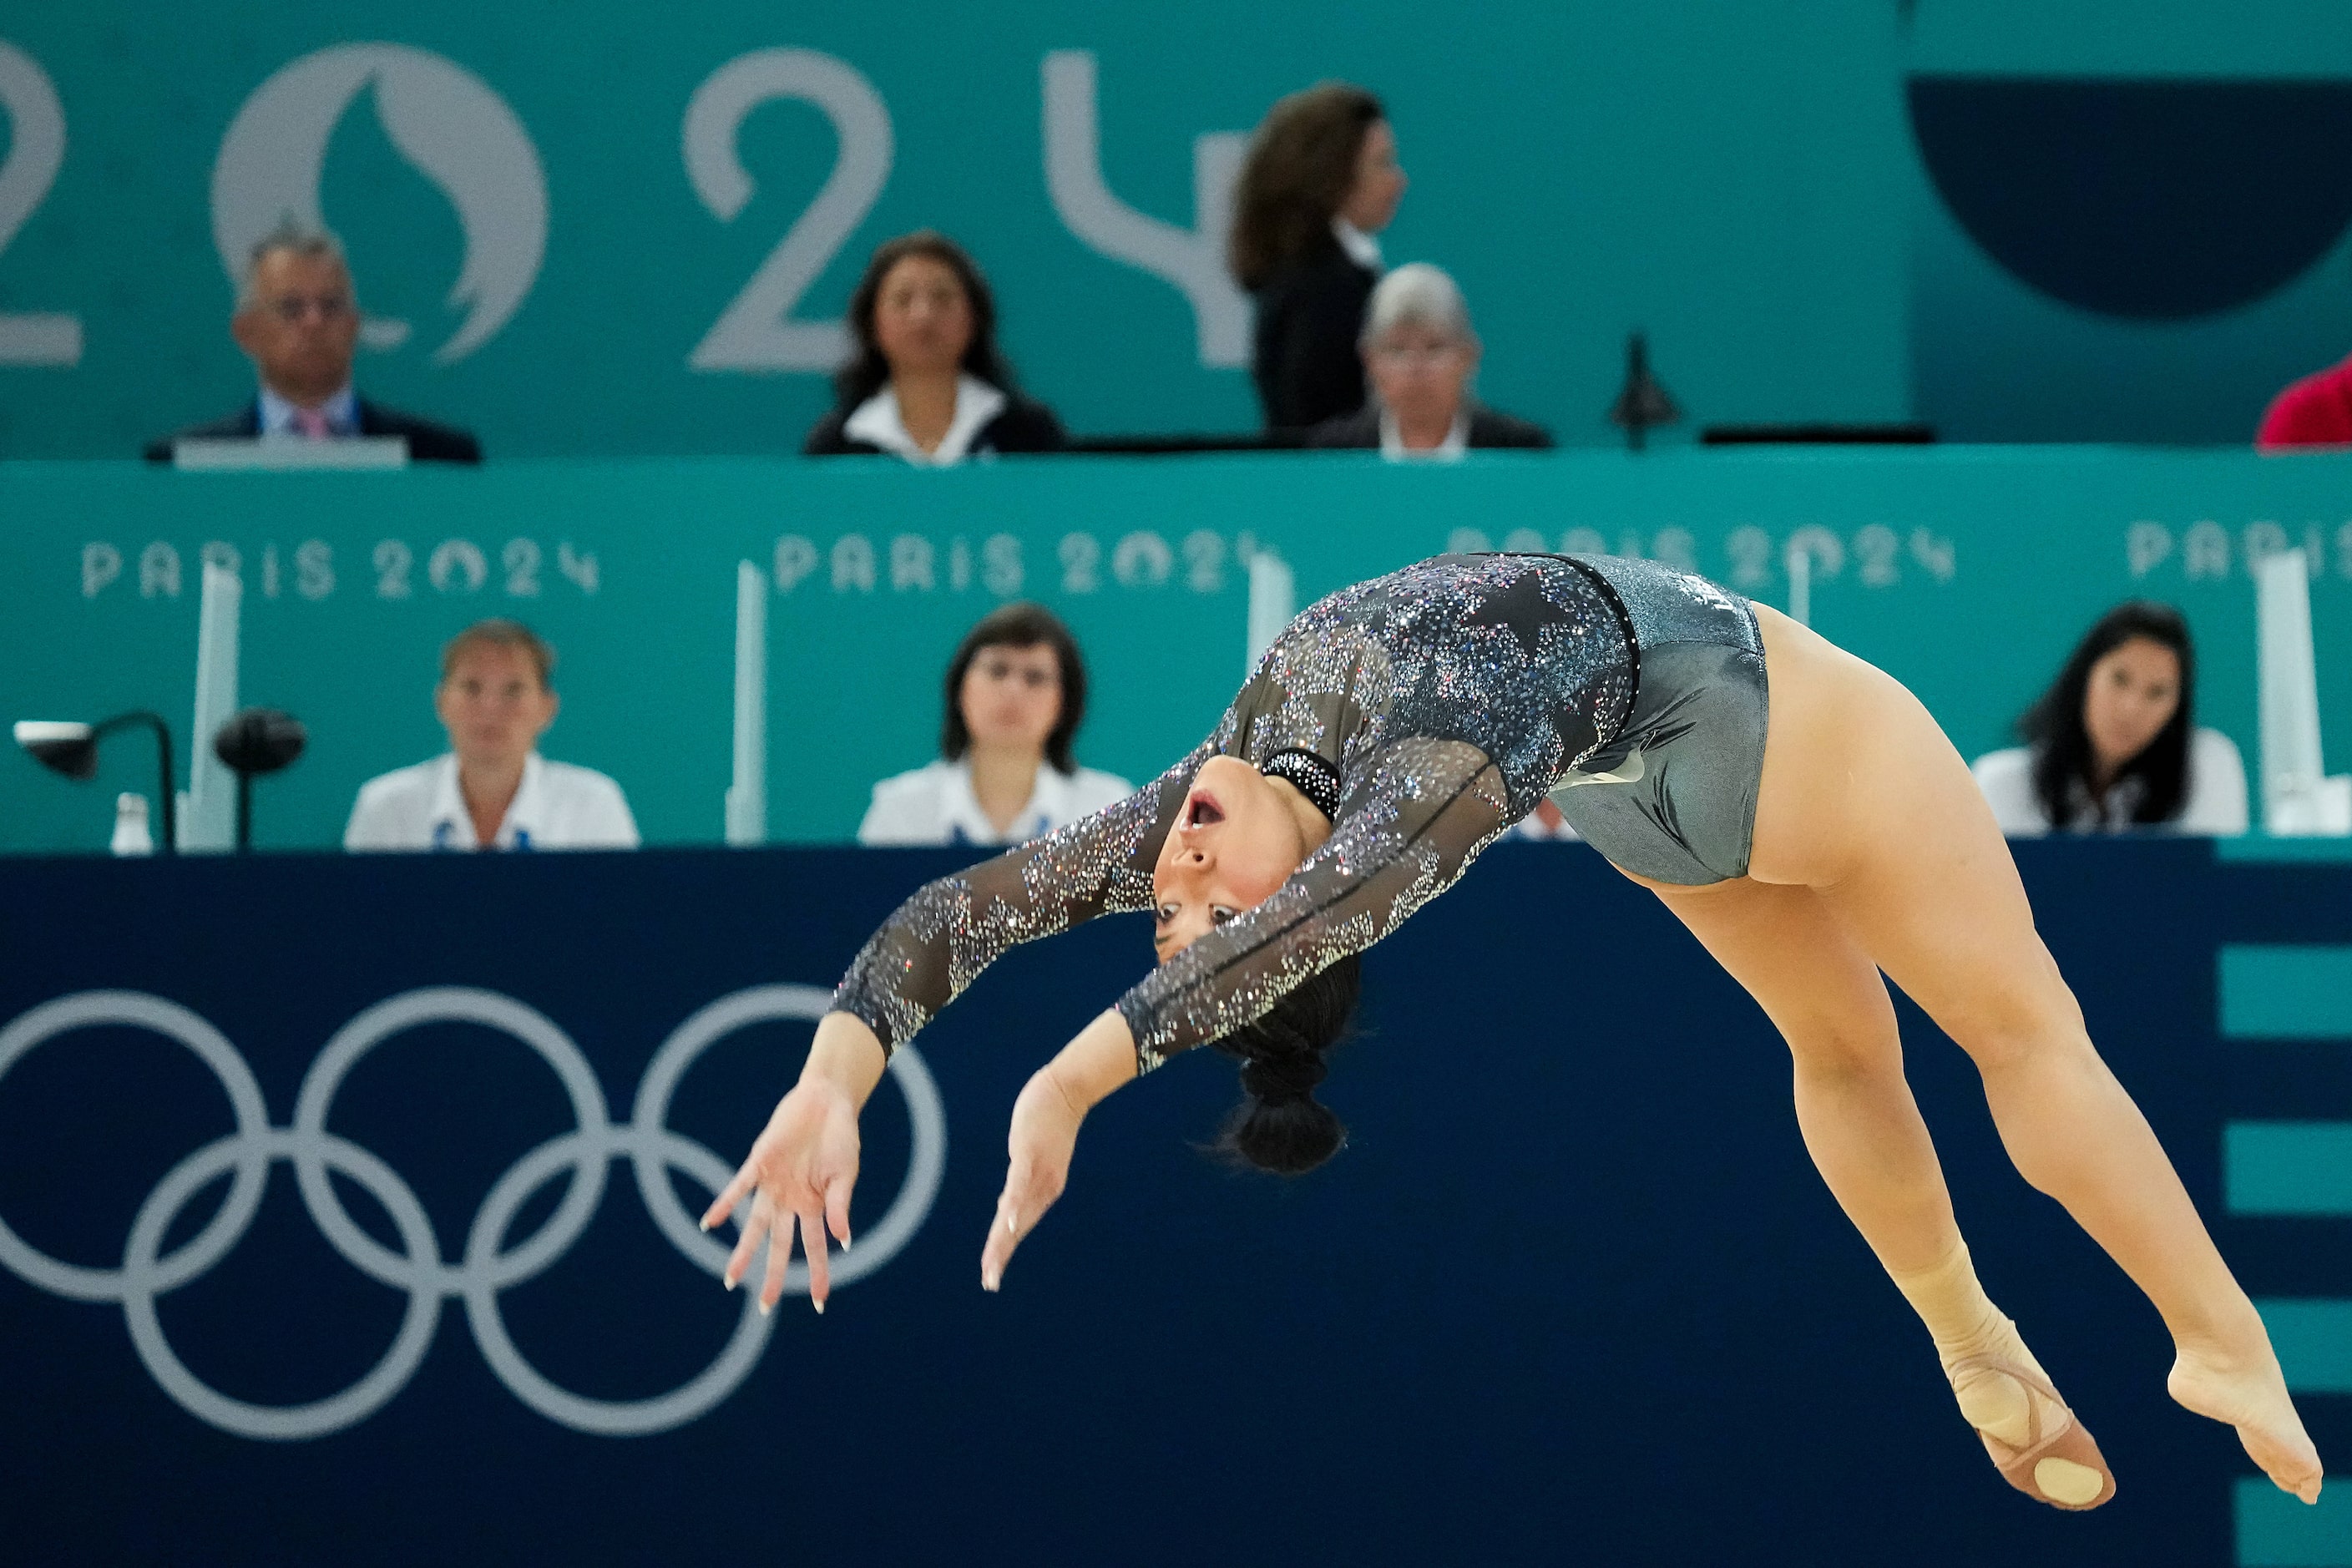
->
1886, 1240, 2117, 1511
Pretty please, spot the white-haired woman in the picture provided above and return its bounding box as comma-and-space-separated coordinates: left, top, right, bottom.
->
1306, 264, 1551, 459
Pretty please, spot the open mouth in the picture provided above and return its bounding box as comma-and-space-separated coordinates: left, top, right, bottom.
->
1183, 789, 1225, 828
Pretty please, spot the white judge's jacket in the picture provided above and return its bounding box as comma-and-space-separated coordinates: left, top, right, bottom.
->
1970, 728, 2248, 837
857, 757, 1133, 847
344, 752, 640, 852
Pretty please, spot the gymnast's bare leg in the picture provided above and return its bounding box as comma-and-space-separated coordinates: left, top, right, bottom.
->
1642, 603, 2319, 1507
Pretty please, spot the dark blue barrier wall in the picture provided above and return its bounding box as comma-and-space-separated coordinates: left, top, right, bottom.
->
0, 842, 2345, 1565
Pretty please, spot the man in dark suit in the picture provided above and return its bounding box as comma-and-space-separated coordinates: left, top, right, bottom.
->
1305, 263, 1552, 458
144, 223, 481, 464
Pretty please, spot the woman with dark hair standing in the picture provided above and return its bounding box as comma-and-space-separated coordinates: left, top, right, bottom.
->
1973, 602, 2248, 836
804, 231, 1067, 464
711, 552, 2319, 1517
1230, 83, 1406, 432
858, 603, 1130, 846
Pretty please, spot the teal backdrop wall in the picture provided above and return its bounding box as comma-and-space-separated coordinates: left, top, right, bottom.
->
4, 448, 2349, 853
2, 1, 2344, 457
0, 2, 1908, 458
1904, 0, 2352, 443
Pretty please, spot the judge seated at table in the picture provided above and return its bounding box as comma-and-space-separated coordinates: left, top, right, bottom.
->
859, 603, 1130, 846
1305, 264, 1551, 460
802, 231, 1065, 465
1971, 601, 2247, 837
345, 620, 635, 852
144, 220, 482, 464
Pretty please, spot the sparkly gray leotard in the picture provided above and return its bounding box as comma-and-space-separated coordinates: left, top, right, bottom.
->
832, 553, 1766, 1074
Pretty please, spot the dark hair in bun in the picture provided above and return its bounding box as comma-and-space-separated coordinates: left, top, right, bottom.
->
1208, 953, 1361, 1175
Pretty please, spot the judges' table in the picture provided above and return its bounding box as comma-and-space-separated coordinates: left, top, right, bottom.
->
0, 839, 2347, 1565
2, 448, 2349, 852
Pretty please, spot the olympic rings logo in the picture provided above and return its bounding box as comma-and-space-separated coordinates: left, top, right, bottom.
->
0, 984, 945, 1441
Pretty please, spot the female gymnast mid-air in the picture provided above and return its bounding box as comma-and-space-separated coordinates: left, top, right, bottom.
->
704, 550, 2321, 1513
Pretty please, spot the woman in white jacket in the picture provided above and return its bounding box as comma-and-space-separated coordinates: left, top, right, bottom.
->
1974, 601, 2247, 837
859, 603, 1132, 847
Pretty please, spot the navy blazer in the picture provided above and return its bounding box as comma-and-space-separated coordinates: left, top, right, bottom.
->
143, 398, 483, 464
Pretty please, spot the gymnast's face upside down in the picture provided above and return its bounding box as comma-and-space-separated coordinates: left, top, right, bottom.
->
1150, 755, 1325, 960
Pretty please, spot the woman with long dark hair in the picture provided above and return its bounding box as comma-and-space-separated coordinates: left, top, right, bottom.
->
710, 552, 2319, 1516
858, 602, 1132, 846
803, 231, 1066, 464
1229, 83, 1405, 432
1973, 601, 2248, 835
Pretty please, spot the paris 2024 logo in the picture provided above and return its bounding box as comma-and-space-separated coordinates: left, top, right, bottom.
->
210, 44, 548, 364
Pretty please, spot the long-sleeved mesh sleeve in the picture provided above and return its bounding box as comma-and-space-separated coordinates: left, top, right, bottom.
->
832, 743, 1213, 1054
1114, 736, 1510, 1070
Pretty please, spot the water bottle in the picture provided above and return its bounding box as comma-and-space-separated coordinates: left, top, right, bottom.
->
111, 792, 154, 856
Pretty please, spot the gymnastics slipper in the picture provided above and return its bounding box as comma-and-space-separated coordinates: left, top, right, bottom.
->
1945, 1351, 2117, 1511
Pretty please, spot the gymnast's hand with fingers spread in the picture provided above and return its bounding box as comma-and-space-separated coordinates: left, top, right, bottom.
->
982, 1009, 1140, 1292
701, 1011, 887, 1314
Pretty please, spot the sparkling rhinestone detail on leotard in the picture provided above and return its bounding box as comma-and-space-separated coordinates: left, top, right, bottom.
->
832, 554, 1637, 1072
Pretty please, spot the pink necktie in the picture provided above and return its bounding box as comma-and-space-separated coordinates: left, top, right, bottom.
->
293, 407, 331, 441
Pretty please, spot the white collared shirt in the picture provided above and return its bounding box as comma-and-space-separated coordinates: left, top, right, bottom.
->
1971, 728, 2248, 837
1331, 217, 1384, 271
259, 382, 359, 437
1379, 408, 1470, 463
841, 374, 1009, 466
857, 757, 1135, 847
344, 753, 640, 852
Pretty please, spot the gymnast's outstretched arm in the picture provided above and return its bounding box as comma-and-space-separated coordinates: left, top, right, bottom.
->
701, 741, 1209, 1310
708, 736, 1513, 1304
832, 741, 1215, 1055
